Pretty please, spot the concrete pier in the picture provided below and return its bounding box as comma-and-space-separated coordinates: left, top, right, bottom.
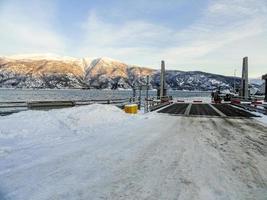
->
240, 57, 249, 99
262, 74, 267, 101
160, 60, 166, 98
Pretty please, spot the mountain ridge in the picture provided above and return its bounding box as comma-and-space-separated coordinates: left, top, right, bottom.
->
0, 54, 261, 91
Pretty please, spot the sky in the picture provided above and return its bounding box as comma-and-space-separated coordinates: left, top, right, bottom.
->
0, 0, 267, 77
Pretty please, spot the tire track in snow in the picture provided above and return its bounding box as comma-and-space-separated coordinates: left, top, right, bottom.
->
201, 117, 267, 199
1, 111, 267, 200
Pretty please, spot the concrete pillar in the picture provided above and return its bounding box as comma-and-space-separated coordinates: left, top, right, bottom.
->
262, 74, 267, 101
160, 60, 165, 98
240, 57, 249, 99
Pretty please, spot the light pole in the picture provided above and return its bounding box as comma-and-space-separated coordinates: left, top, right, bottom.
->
234, 69, 237, 93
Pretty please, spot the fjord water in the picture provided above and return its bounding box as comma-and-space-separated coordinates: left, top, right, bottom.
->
0, 89, 210, 102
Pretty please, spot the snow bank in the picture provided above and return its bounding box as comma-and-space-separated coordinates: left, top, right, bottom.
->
0, 104, 266, 200
254, 112, 267, 126
0, 104, 133, 139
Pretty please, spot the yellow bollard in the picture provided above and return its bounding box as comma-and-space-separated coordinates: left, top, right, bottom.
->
124, 104, 138, 114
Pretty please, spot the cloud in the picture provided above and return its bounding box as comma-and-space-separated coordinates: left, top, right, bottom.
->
79, 11, 177, 67
168, 0, 267, 76
0, 0, 66, 55
0, 0, 266, 77
79, 0, 267, 77
81, 11, 173, 48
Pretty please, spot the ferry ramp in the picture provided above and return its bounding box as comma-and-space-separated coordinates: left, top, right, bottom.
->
158, 103, 258, 118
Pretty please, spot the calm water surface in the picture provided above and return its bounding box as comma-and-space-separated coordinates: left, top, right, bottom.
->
0, 89, 211, 102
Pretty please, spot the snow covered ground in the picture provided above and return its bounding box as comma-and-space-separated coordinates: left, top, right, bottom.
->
0, 104, 266, 200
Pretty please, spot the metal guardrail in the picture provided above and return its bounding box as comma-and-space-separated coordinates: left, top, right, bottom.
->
27, 101, 75, 108
231, 96, 265, 101
0, 98, 132, 115
0, 98, 131, 106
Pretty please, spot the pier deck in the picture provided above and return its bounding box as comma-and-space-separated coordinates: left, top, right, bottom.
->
158, 103, 189, 114
212, 104, 257, 117
158, 103, 258, 118
189, 104, 220, 116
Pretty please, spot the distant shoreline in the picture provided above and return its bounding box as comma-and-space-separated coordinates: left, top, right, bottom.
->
0, 88, 212, 92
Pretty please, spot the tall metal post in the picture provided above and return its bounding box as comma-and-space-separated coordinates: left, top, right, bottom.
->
160, 60, 165, 99
233, 69, 236, 93
145, 75, 149, 112
138, 85, 142, 109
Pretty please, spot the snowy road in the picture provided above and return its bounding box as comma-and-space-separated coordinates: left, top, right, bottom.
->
0, 105, 267, 200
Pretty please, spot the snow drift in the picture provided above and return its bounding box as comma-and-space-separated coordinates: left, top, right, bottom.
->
0, 104, 266, 200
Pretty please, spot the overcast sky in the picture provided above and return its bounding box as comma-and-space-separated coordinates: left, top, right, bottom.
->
0, 0, 266, 77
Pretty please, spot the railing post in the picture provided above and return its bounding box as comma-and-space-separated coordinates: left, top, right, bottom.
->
132, 83, 136, 103
138, 86, 142, 110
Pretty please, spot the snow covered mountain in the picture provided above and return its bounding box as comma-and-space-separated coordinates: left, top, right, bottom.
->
0, 54, 256, 91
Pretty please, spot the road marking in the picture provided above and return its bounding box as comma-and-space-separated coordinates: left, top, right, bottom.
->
208, 104, 227, 117
184, 103, 192, 116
